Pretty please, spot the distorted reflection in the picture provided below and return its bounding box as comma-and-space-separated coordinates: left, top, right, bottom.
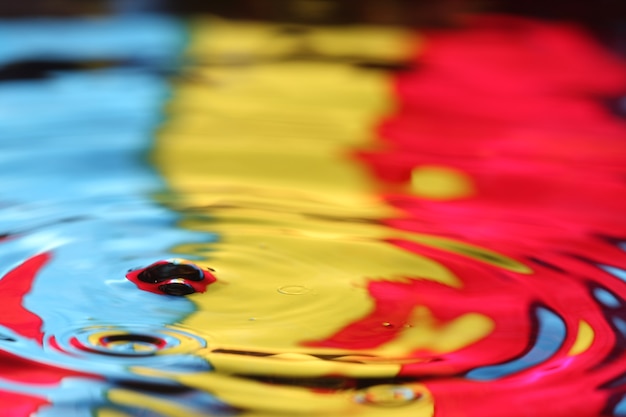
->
1, 12, 626, 417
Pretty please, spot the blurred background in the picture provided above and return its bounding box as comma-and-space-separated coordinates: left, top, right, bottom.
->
0, 0, 624, 52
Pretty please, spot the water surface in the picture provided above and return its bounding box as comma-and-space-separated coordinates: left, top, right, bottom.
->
1, 14, 626, 417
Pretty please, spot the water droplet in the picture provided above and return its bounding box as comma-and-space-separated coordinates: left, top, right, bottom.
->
126, 259, 217, 295
382, 322, 394, 328
278, 285, 310, 295
354, 385, 421, 407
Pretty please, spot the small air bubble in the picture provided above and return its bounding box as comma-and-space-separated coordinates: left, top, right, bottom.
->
278, 285, 310, 295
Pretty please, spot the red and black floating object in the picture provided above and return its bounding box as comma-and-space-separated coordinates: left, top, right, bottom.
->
126, 259, 217, 296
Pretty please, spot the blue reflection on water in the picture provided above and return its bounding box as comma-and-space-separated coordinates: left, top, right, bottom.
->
602, 265, 626, 284
594, 287, 622, 308
0, 16, 213, 381
466, 307, 566, 381
0, 69, 168, 143
0, 16, 184, 65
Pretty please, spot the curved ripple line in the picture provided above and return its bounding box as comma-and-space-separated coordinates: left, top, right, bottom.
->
466, 307, 566, 381
601, 265, 626, 283
594, 288, 621, 308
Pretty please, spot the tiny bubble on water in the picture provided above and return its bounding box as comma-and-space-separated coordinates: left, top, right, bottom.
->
278, 285, 310, 295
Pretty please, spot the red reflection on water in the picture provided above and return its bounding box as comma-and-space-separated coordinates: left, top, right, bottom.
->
0, 253, 99, 413
0, 253, 50, 343
346, 14, 626, 417
356, 14, 626, 261
0, 391, 47, 417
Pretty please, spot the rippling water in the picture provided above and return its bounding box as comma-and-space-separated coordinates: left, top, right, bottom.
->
1, 13, 626, 417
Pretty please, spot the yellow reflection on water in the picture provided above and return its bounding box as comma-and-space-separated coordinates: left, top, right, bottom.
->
150, 18, 502, 415
568, 320, 594, 356
411, 165, 475, 200
129, 368, 434, 417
